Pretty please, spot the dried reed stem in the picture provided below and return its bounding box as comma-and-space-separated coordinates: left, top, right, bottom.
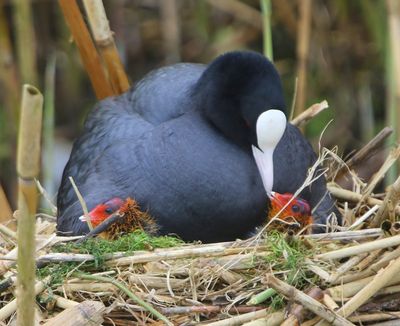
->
331, 256, 400, 321
16, 85, 43, 326
371, 175, 400, 227
202, 309, 278, 326
82, 0, 130, 94
261, 0, 273, 60
58, 0, 114, 99
160, 0, 181, 64
0, 183, 12, 225
327, 185, 400, 214
266, 275, 354, 326
42, 301, 105, 326
316, 234, 400, 261
291, 100, 329, 127
348, 311, 400, 323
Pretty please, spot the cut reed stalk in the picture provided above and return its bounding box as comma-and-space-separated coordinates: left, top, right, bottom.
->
16, 85, 43, 326
202, 309, 278, 326
160, 0, 181, 64
82, 0, 130, 94
58, 0, 114, 99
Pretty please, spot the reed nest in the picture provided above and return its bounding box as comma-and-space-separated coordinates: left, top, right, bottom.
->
1, 118, 400, 325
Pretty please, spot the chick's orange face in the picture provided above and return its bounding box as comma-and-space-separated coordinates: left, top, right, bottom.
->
87, 198, 124, 227
269, 192, 311, 224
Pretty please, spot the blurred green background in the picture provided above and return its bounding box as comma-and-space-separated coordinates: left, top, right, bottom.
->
0, 0, 398, 211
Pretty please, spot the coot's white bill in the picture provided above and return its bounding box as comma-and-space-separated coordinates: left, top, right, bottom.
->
252, 110, 287, 195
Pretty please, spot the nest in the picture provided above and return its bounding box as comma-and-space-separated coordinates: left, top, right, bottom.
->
1, 119, 400, 325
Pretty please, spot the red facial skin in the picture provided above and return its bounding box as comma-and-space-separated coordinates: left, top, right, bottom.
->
87, 198, 124, 227
269, 193, 312, 227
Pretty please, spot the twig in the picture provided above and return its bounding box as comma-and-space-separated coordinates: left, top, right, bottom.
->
58, 0, 114, 99
266, 275, 354, 326
291, 101, 329, 127
82, 0, 130, 93
74, 273, 173, 326
16, 85, 43, 326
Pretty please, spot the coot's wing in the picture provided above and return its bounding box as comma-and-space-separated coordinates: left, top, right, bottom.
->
57, 64, 205, 229
273, 124, 340, 227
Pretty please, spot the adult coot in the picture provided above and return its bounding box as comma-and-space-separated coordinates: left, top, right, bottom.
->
57, 51, 339, 242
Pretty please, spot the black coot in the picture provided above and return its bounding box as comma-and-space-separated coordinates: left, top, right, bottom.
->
57, 51, 339, 242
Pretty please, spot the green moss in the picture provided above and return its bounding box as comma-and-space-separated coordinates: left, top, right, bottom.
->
37, 230, 183, 285
264, 232, 315, 310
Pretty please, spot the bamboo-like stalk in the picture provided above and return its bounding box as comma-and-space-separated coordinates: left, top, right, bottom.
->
160, 0, 181, 64
16, 85, 43, 326
294, 0, 312, 117
260, 0, 273, 61
0, 277, 49, 321
82, 0, 130, 94
13, 0, 38, 85
75, 273, 173, 326
58, 0, 114, 99
348, 312, 400, 323
266, 275, 354, 326
305, 228, 384, 241
371, 175, 400, 227
317, 234, 400, 261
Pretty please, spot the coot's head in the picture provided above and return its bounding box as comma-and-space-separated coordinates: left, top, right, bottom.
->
193, 51, 286, 148
194, 51, 287, 194
79, 197, 124, 228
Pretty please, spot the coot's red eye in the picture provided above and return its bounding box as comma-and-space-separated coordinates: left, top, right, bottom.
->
105, 207, 113, 214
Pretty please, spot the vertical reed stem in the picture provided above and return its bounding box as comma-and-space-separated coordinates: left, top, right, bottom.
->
16, 85, 43, 326
13, 0, 38, 85
160, 0, 181, 64
294, 0, 312, 118
82, 0, 130, 94
58, 0, 114, 99
260, 0, 273, 61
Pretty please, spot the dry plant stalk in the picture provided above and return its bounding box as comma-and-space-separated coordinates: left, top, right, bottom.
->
371, 174, 400, 227
294, 0, 312, 118
0, 183, 12, 225
0, 277, 49, 321
160, 0, 181, 64
58, 0, 113, 99
202, 309, 276, 326
16, 85, 43, 326
266, 275, 354, 326
327, 184, 400, 214
42, 301, 105, 326
291, 100, 329, 127
82, 0, 130, 94
317, 234, 400, 261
